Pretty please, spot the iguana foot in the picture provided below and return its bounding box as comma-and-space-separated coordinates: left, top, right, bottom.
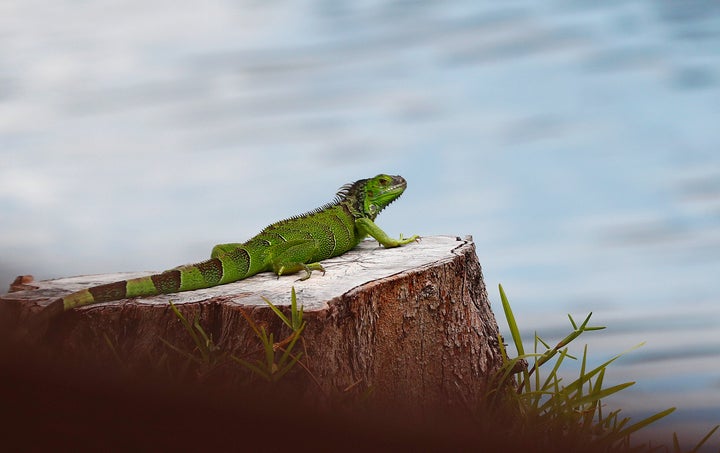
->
398, 233, 421, 245
296, 262, 325, 281
276, 262, 325, 281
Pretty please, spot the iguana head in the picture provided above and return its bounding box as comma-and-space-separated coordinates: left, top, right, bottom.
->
339, 174, 408, 220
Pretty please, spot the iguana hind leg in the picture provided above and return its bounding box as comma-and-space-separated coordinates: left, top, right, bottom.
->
268, 239, 325, 280
276, 262, 326, 281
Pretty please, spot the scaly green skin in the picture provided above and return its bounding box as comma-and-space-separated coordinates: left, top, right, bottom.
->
55, 174, 419, 312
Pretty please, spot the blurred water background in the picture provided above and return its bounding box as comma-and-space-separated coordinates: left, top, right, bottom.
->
2, 0, 719, 447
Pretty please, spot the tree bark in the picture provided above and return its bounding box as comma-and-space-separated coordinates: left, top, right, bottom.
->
1, 235, 503, 415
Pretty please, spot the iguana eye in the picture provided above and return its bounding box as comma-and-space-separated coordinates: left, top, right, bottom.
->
378, 177, 389, 186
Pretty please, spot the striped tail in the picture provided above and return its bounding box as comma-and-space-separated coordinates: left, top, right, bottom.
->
59, 271, 180, 311
58, 251, 256, 311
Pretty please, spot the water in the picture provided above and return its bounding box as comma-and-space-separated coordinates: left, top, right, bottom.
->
2, 0, 719, 447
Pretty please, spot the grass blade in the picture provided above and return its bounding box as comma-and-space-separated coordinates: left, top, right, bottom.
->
688, 424, 719, 453
499, 284, 524, 357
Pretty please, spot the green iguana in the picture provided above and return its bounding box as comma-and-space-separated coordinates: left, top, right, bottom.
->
46, 174, 419, 315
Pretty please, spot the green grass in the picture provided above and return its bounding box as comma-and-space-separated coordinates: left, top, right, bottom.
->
159, 300, 220, 367
157, 286, 319, 388
492, 283, 719, 452
231, 286, 308, 383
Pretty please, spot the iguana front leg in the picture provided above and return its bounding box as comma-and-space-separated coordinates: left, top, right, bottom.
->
355, 218, 420, 248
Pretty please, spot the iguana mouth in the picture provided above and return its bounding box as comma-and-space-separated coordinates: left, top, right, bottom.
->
389, 181, 406, 192
386, 175, 407, 193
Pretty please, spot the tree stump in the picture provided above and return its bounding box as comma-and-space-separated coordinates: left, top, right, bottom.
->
1, 235, 503, 415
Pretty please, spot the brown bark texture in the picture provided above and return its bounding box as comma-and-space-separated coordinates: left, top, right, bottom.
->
1, 235, 503, 414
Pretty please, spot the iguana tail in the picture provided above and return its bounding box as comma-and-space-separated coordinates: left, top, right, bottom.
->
52, 246, 262, 312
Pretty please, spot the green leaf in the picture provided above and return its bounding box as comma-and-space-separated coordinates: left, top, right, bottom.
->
263, 329, 275, 372
169, 301, 202, 350
290, 286, 304, 331
264, 296, 292, 329
688, 424, 719, 453
159, 337, 202, 365
499, 284, 524, 357
604, 407, 676, 444
102, 333, 124, 367
672, 432, 681, 453
539, 348, 568, 394
535, 334, 551, 350
231, 355, 272, 382
568, 313, 578, 330
277, 323, 306, 370
275, 351, 303, 381
572, 381, 635, 408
